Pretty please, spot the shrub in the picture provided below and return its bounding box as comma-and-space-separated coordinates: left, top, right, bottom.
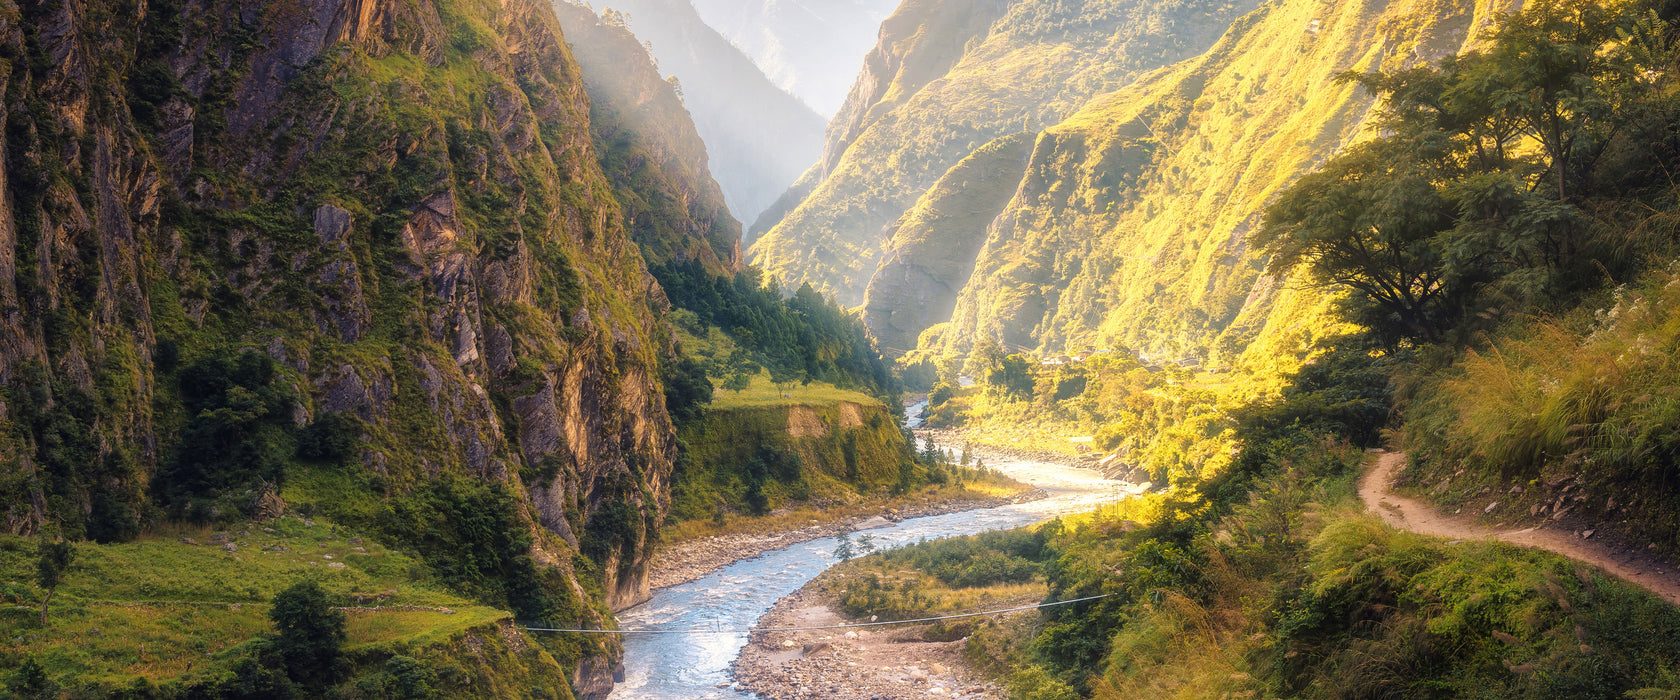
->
296, 412, 357, 464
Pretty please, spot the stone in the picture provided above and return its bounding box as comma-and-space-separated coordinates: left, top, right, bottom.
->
180, 538, 199, 546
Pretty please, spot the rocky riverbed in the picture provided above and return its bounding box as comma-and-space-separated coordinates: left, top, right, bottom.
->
647, 491, 1046, 591
728, 586, 1013, 700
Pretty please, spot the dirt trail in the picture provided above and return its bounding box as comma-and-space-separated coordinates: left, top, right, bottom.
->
1361, 452, 1680, 606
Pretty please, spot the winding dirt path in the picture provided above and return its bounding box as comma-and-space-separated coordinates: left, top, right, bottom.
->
1360, 452, 1680, 606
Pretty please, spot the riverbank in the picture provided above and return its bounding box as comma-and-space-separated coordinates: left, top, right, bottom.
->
647, 488, 1047, 591
729, 583, 1016, 700
915, 428, 1103, 470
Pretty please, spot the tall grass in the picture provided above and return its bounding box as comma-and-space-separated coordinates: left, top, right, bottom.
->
1406, 262, 1680, 532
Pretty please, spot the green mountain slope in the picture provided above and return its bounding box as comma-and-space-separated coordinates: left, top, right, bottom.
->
749, 0, 1263, 308
552, 0, 742, 274
861, 132, 1034, 355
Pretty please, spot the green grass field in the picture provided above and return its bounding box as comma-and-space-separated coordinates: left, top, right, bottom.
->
709, 372, 884, 410
0, 517, 504, 687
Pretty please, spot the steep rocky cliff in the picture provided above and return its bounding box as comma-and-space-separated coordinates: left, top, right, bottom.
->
861, 132, 1033, 354
749, 0, 1261, 307
754, 0, 1519, 376
0, 0, 707, 691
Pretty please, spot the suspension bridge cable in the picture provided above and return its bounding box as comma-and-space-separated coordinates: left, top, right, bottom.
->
520, 593, 1114, 635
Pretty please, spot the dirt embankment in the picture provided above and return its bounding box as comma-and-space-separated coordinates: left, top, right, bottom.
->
647, 490, 1046, 592
729, 586, 1011, 700
1361, 452, 1680, 606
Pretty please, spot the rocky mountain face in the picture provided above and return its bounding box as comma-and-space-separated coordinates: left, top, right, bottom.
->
553, 0, 742, 275
748, 0, 1262, 314
589, 0, 827, 226
0, 0, 722, 690
689, 0, 900, 118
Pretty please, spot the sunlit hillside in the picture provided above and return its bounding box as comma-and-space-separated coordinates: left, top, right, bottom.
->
749, 0, 1265, 308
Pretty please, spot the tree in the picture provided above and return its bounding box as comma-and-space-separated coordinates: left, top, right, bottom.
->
384, 655, 438, 699
722, 370, 752, 394
1261, 1, 1679, 343
985, 354, 1037, 400
36, 539, 74, 627
269, 580, 347, 688
1254, 140, 1458, 342
928, 381, 956, 407
960, 442, 973, 467
857, 534, 878, 557
661, 356, 713, 425
719, 348, 758, 394
967, 337, 1006, 378
768, 362, 805, 396
833, 531, 855, 561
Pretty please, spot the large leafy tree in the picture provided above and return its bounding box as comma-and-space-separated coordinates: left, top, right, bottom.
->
1255, 140, 1458, 342
1257, 0, 1678, 342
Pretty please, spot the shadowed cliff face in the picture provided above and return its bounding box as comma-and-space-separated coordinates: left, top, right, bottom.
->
575, 0, 827, 227
0, 0, 700, 690
553, 0, 742, 276
862, 132, 1033, 355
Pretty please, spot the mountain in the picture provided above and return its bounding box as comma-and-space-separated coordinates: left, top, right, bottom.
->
689, 0, 901, 117
553, 0, 742, 274
0, 0, 738, 692
748, 0, 1264, 312
939, 0, 1506, 366
591, 0, 828, 226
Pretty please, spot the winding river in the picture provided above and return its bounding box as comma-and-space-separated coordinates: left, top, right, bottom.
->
608, 427, 1119, 699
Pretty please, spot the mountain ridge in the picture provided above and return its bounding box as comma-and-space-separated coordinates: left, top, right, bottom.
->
589, 0, 828, 225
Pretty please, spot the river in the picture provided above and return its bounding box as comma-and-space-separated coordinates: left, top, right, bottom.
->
607, 431, 1119, 699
